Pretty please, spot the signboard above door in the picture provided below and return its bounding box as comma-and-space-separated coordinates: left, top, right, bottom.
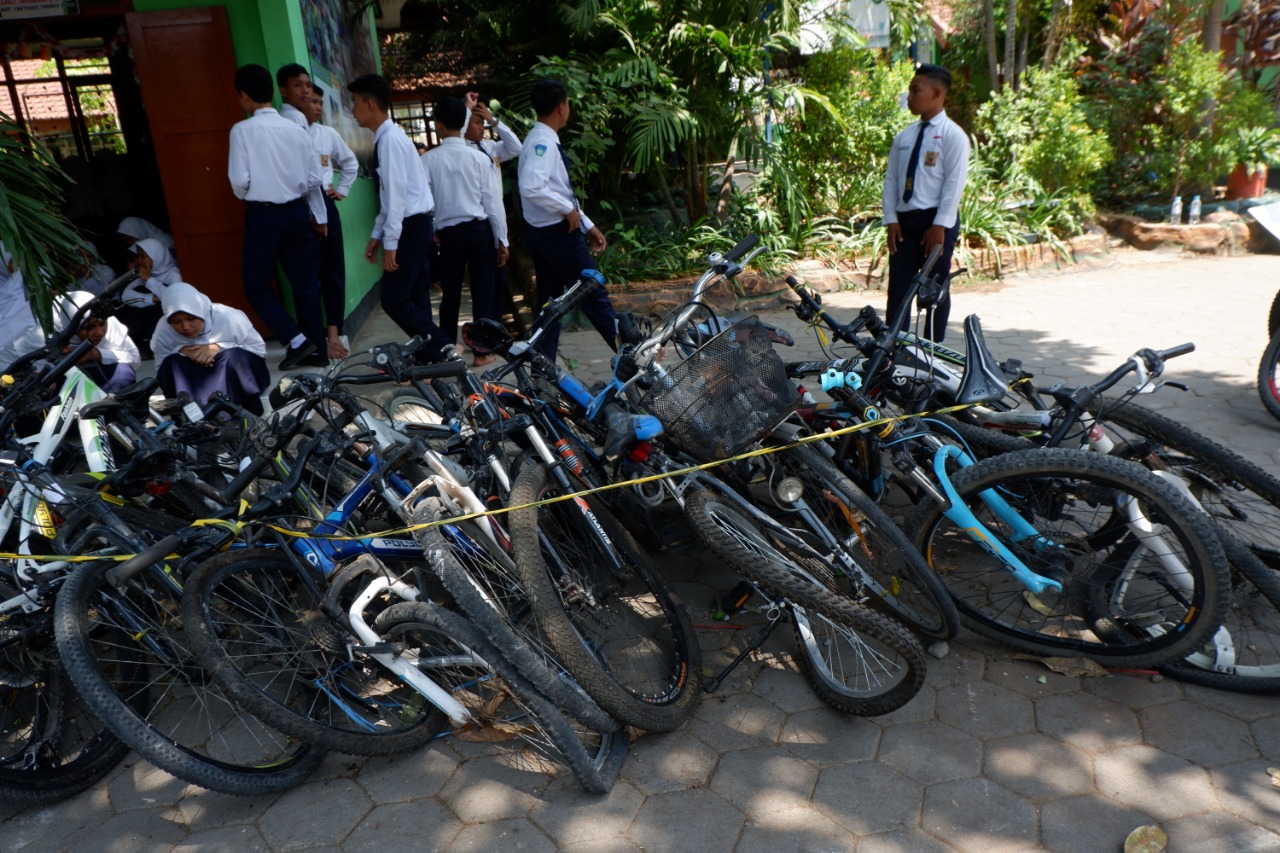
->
0, 1, 79, 21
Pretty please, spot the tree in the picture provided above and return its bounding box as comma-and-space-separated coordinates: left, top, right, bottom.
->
1203, 0, 1225, 53
1003, 0, 1018, 90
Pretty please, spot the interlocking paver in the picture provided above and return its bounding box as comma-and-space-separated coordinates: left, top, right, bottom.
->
1093, 744, 1219, 821
811, 761, 924, 836
343, 801, 461, 852
733, 807, 855, 853
618, 730, 718, 795
1081, 671, 1183, 707
921, 644, 988, 690
879, 721, 982, 786
1033, 692, 1142, 752
983, 732, 1094, 801
1253, 713, 1280, 760
1209, 759, 1280, 829
353, 747, 459, 804
1039, 794, 1155, 853
857, 827, 956, 853
76, 807, 191, 851
1162, 811, 1280, 851
444, 816, 557, 852
983, 657, 1080, 698
628, 788, 746, 852
776, 706, 881, 768
751, 662, 828, 714
936, 682, 1034, 740
529, 779, 647, 848
873, 685, 939, 726
172, 825, 271, 852
1139, 701, 1259, 767
438, 759, 549, 823
921, 778, 1038, 853
105, 762, 191, 813
255, 778, 373, 851
1180, 681, 1280, 721
710, 746, 817, 817
686, 691, 787, 752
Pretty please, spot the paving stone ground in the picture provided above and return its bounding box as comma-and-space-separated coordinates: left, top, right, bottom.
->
5, 248, 1280, 852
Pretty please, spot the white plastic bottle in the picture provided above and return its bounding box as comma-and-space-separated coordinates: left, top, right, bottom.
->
1188, 195, 1202, 225
1170, 196, 1183, 225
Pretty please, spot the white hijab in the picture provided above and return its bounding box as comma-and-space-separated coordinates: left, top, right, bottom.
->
125, 238, 183, 304
117, 217, 175, 251
151, 282, 266, 361
55, 291, 141, 369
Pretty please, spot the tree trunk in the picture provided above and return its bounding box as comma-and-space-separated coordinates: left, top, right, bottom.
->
657, 166, 683, 229
1004, 0, 1018, 91
1042, 0, 1065, 69
714, 134, 740, 223
1203, 0, 1225, 54
983, 0, 1000, 93
1017, 14, 1030, 79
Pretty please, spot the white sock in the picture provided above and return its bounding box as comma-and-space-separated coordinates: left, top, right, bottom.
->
289, 334, 307, 349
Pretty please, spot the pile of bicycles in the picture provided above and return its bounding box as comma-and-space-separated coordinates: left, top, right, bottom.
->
2, 235, 1276, 810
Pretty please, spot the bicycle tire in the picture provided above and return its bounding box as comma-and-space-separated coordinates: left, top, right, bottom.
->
683, 487, 927, 716
372, 601, 627, 794
0, 613, 130, 806
507, 461, 701, 732
181, 549, 446, 757
1268, 289, 1280, 338
1094, 401, 1280, 567
54, 560, 323, 795
407, 499, 620, 733
374, 387, 448, 431
906, 448, 1229, 667
922, 414, 1038, 460
773, 443, 959, 640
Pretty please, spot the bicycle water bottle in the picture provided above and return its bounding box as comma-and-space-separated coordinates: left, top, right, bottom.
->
1188, 195, 1202, 225
1169, 196, 1183, 225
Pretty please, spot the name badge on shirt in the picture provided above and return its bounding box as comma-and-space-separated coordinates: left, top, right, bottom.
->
534, 144, 547, 157
924, 150, 939, 168
320, 154, 330, 167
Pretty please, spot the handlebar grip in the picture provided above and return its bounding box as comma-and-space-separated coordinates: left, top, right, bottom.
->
107, 533, 183, 585
724, 233, 760, 264
785, 275, 802, 289
100, 270, 140, 302
922, 243, 944, 277
405, 360, 469, 381
1158, 342, 1195, 360
557, 269, 605, 315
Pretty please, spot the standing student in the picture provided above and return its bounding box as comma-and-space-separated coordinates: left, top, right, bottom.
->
517, 79, 616, 359
305, 84, 358, 359
276, 63, 312, 130
422, 97, 508, 360
346, 73, 446, 360
464, 92, 522, 163
227, 63, 328, 370
119, 237, 181, 358
882, 63, 969, 342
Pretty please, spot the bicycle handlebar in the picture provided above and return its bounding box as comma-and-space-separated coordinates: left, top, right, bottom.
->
723, 233, 760, 264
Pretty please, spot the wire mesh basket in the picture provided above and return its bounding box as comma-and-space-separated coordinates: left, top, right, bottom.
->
640, 316, 796, 462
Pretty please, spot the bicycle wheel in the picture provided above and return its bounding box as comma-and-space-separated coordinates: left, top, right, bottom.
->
772, 443, 959, 640
54, 560, 323, 795
507, 461, 701, 732
907, 448, 1229, 667
1268, 289, 1280, 338
375, 387, 448, 430
0, 606, 130, 805
372, 601, 627, 794
1258, 330, 1280, 421
408, 500, 619, 734
683, 487, 926, 716
181, 549, 445, 757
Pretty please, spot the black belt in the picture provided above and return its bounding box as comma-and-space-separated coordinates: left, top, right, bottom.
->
247, 197, 305, 208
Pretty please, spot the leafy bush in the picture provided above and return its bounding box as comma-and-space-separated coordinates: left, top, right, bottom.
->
1142, 40, 1230, 196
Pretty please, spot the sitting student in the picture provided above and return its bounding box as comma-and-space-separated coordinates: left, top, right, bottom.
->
56, 292, 141, 394
152, 283, 270, 415
70, 246, 117, 296
117, 216, 175, 253
120, 237, 183, 358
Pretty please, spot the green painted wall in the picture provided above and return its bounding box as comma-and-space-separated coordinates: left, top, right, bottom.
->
132, 0, 382, 329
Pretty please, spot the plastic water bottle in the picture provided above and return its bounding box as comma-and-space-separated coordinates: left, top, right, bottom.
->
1169, 196, 1183, 225
1188, 195, 1202, 225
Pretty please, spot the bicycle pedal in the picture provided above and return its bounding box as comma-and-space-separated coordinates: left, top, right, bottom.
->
713, 581, 756, 621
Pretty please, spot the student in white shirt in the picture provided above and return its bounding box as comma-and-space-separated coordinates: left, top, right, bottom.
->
517, 79, 616, 359
306, 84, 359, 359
55, 291, 141, 393
118, 237, 182, 358
347, 72, 447, 361
422, 97, 508, 361
463, 92, 522, 164
228, 63, 328, 370
882, 64, 970, 342
276, 63, 311, 130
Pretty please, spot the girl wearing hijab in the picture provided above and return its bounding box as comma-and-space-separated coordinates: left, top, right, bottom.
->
55, 292, 141, 394
120, 238, 183, 358
153, 283, 270, 415
116, 216, 175, 253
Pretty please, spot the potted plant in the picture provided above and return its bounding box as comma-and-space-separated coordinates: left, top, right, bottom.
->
1225, 126, 1280, 199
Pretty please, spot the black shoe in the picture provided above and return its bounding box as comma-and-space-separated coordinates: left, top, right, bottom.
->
279, 341, 318, 370
296, 352, 329, 368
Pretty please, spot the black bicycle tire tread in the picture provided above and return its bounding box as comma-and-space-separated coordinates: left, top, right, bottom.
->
683, 488, 926, 716
905, 448, 1230, 667
507, 462, 702, 732
407, 501, 621, 733
372, 601, 626, 794
927, 413, 1040, 459
780, 443, 960, 640
1268, 289, 1280, 338
180, 549, 447, 757
55, 560, 324, 795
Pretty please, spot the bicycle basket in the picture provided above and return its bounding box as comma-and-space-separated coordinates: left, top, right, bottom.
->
640, 316, 796, 462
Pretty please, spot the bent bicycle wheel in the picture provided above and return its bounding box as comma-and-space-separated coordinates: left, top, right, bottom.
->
372, 601, 627, 794
684, 487, 926, 716
507, 461, 701, 732
773, 443, 959, 640
181, 549, 445, 757
907, 448, 1229, 667
55, 560, 323, 795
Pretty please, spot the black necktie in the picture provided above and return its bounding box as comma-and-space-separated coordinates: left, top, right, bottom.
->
902, 120, 930, 204
370, 137, 381, 195
557, 143, 576, 194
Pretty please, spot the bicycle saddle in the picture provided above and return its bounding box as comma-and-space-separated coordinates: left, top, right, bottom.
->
954, 314, 1009, 405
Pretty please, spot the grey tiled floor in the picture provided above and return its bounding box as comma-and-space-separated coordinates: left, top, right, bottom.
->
5, 248, 1280, 852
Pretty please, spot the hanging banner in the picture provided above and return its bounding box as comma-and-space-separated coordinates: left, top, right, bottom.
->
0, 1, 78, 21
